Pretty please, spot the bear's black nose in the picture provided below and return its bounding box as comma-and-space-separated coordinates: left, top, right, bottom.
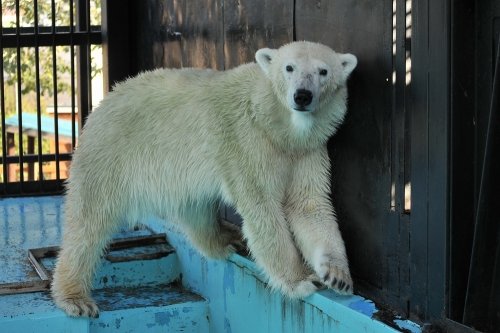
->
294, 89, 313, 108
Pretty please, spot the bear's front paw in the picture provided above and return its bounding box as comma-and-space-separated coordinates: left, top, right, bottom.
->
275, 273, 325, 299
54, 295, 100, 318
314, 254, 353, 295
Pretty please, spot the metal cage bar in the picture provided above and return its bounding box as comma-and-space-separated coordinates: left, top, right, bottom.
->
0, 0, 7, 185
0, 0, 102, 195
50, 0, 60, 182
15, 0, 24, 187
34, 0, 43, 187
70, 0, 77, 150
76, 0, 91, 130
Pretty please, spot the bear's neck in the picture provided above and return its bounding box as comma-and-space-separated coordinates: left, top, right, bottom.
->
250, 91, 347, 154
251, 101, 341, 154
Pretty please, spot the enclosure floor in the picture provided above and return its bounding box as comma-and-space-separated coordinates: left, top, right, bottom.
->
0, 196, 63, 285
0, 196, 422, 333
0, 196, 156, 285
0, 196, 209, 333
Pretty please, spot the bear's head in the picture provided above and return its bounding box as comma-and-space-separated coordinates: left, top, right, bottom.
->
255, 42, 357, 115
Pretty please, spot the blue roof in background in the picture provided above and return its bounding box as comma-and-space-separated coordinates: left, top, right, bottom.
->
4, 113, 78, 138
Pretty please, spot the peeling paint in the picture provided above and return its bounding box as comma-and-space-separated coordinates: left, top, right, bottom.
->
394, 319, 421, 333
223, 263, 235, 311
1, 197, 419, 333
348, 298, 378, 317
200, 257, 208, 283
224, 317, 232, 333
155, 310, 175, 326
223, 264, 235, 294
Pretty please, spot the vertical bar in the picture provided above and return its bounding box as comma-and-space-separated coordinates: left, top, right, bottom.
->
0, 0, 9, 186
403, 0, 412, 213
7, 133, 15, 180
392, 0, 408, 214
410, 0, 450, 321
34, 0, 44, 186
27, 136, 34, 180
70, 0, 76, 149
391, 0, 412, 307
87, 0, 93, 111
463, 36, 500, 330
76, 0, 90, 130
409, 0, 430, 320
51, 0, 60, 181
448, 0, 476, 320
425, 0, 449, 319
15, 0, 24, 185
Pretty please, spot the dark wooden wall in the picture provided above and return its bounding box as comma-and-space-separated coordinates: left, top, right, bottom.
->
114, 0, 500, 330
134, 0, 293, 71
129, 0, 430, 323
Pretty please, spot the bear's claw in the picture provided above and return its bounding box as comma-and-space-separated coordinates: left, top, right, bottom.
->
322, 267, 353, 295
315, 253, 353, 295
55, 296, 100, 318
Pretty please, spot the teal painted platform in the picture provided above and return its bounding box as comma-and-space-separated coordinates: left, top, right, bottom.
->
0, 196, 421, 332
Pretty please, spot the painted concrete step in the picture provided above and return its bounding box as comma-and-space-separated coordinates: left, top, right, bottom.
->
36, 235, 182, 290
0, 283, 209, 333
95, 242, 182, 289
1, 197, 182, 293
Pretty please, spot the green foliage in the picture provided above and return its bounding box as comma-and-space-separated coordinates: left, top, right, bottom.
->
2, 0, 71, 26
0, 0, 101, 173
2, 0, 101, 98
3, 47, 71, 96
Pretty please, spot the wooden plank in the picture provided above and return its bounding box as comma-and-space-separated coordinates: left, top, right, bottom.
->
408, 0, 451, 321
407, 0, 430, 320
135, 0, 224, 70
463, 34, 500, 331
134, 0, 181, 70
223, 0, 293, 69
179, 0, 224, 69
425, 0, 450, 321
102, 0, 135, 90
448, 0, 476, 322
0, 280, 51, 295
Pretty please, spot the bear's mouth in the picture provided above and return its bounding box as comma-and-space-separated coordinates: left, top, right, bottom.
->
293, 107, 313, 112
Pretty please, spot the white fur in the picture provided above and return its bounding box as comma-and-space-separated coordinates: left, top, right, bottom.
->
51, 41, 357, 317
291, 111, 314, 134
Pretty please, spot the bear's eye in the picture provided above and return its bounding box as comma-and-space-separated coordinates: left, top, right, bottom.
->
319, 69, 328, 76
286, 65, 294, 72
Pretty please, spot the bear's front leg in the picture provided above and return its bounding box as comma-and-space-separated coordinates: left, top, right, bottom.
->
285, 149, 353, 295
233, 190, 322, 298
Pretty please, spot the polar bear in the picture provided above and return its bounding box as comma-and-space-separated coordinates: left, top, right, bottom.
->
51, 41, 357, 317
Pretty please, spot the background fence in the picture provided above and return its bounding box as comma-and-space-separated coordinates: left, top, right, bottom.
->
0, 0, 101, 195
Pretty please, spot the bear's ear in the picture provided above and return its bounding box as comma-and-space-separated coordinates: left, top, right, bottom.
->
256, 48, 277, 76
339, 53, 358, 80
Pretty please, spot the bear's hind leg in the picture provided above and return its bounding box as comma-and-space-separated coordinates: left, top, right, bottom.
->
51, 211, 118, 318
178, 205, 242, 259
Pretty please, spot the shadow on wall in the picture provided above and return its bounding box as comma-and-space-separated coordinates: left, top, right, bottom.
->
137, 0, 294, 70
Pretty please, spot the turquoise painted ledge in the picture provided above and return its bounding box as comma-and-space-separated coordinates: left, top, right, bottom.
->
0, 196, 421, 333
146, 218, 422, 333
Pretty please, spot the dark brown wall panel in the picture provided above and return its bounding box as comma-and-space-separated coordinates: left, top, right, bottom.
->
223, 0, 293, 69
135, 0, 224, 70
